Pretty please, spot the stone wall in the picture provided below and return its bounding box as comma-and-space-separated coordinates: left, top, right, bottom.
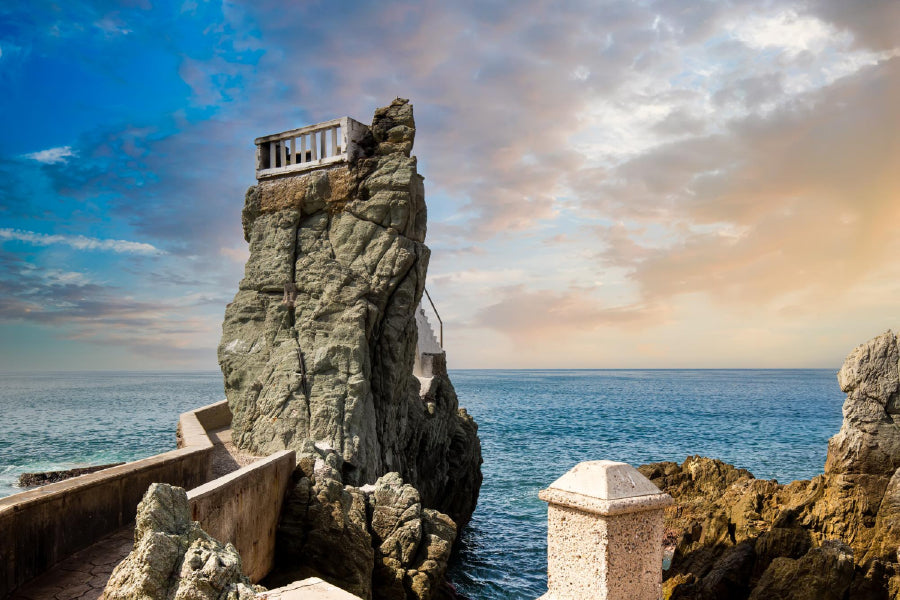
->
0, 402, 224, 598
188, 450, 296, 582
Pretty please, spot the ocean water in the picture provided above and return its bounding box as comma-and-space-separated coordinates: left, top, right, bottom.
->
0, 369, 845, 599
0, 372, 221, 498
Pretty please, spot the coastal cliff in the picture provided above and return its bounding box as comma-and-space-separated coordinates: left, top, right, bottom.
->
644, 329, 900, 599
218, 99, 482, 598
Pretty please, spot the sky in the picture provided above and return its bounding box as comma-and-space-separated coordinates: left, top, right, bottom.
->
0, 0, 898, 371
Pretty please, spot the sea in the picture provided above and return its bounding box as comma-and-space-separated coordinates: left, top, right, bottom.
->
0, 369, 845, 599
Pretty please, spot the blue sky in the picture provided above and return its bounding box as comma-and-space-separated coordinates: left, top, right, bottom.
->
1, 0, 898, 370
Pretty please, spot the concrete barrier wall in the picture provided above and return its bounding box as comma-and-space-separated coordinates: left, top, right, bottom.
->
189, 450, 296, 583
0, 400, 229, 599
192, 401, 232, 433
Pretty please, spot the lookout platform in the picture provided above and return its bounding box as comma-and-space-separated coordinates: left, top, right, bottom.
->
254, 117, 368, 179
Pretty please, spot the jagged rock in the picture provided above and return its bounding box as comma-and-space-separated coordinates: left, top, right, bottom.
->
218, 99, 481, 529
370, 98, 416, 156
270, 444, 455, 600
647, 329, 900, 600
668, 542, 756, 600
748, 540, 854, 600
828, 330, 900, 476
369, 472, 456, 600
271, 443, 374, 599
102, 483, 259, 600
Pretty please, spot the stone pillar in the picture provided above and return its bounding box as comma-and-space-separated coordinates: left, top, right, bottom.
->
538, 460, 674, 600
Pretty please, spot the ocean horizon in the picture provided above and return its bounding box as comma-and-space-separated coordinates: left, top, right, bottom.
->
0, 368, 845, 599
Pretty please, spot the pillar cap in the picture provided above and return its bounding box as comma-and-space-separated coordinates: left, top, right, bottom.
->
538, 460, 673, 516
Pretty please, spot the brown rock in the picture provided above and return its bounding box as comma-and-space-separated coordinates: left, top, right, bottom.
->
17, 463, 124, 487
651, 329, 900, 600
748, 540, 854, 600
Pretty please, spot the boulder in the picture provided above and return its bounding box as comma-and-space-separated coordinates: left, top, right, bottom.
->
369, 472, 456, 600
101, 483, 259, 600
269, 444, 455, 600
828, 330, 900, 476
748, 540, 854, 600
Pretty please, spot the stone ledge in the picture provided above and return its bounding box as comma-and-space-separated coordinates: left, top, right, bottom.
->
538, 487, 674, 516
539, 460, 673, 516
258, 577, 362, 599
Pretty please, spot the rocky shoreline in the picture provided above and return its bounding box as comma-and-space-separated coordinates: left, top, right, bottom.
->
641, 329, 900, 599
17, 463, 124, 488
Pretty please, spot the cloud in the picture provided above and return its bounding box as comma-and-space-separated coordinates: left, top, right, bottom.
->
0, 228, 163, 255
0, 252, 218, 365
729, 10, 842, 57
807, 0, 900, 51
23, 146, 76, 165
221, 0, 893, 245
581, 55, 900, 310
2, 0, 898, 368
94, 15, 132, 37
472, 285, 664, 344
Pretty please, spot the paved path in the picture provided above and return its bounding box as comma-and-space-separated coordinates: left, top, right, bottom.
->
9, 430, 256, 600
9, 527, 133, 600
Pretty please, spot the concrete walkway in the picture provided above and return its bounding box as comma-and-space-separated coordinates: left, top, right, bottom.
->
9, 527, 133, 600
8, 428, 257, 600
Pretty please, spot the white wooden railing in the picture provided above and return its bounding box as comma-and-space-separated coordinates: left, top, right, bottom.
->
254, 117, 368, 179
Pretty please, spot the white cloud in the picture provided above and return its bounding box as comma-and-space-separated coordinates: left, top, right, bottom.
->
571, 65, 590, 81
0, 229, 163, 255
94, 17, 132, 37
43, 269, 93, 287
730, 10, 843, 56
23, 146, 76, 165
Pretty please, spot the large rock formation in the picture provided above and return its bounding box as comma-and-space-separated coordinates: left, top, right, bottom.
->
217, 99, 481, 599
643, 329, 900, 599
269, 443, 456, 600
218, 98, 481, 526
102, 484, 259, 600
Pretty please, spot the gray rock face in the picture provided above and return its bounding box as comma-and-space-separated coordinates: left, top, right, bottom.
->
102, 483, 259, 600
269, 443, 456, 600
369, 472, 456, 600
218, 99, 481, 526
829, 329, 900, 475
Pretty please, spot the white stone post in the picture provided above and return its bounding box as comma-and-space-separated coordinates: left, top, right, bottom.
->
538, 460, 673, 600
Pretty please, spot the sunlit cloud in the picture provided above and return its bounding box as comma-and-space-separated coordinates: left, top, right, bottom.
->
0, 0, 898, 369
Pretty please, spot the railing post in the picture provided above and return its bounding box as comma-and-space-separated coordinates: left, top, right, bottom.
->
538, 461, 673, 600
